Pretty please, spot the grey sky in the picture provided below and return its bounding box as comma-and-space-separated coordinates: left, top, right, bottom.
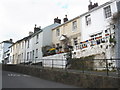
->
0, 0, 110, 42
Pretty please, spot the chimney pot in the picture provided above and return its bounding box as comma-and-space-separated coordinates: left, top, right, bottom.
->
54, 17, 61, 24
35, 24, 37, 28
9, 39, 13, 42
34, 25, 41, 33
63, 15, 68, 23
65, 15, 67, 18
88, 1, 98, 10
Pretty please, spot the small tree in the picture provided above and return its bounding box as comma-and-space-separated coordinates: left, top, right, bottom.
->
112, 12, 120, 23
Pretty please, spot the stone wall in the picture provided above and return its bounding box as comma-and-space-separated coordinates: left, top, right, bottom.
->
2, 65, 120, 88
116, 0, 120, 69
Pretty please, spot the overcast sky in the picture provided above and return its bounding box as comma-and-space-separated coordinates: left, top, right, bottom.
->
0, 0, 110, 42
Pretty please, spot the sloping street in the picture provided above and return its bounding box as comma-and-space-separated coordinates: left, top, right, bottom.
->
2, 70, 79, 88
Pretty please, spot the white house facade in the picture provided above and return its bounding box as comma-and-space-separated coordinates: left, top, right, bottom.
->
9, 22, 60, 65
80, 0, 117, 41
0, 39, 13, 64
72, 0, 118, 58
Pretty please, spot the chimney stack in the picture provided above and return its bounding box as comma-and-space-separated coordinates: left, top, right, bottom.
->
88, 1, 98, 10
54, 17, 61, 24
63, 15, 68, 23
34, 24, 41, 33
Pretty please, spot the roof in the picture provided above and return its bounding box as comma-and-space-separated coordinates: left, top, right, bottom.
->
9, 23, 59, 47
1, 40, 14, 44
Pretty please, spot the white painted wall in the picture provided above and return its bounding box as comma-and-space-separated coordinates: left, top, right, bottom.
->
42, 53, 66, 68
30, 32, 43, 63
9, 23, 60, 64
42, 23, 60, 46
9, 39, 27, 64
80, 0, 118, 41
0, 42, 13, 63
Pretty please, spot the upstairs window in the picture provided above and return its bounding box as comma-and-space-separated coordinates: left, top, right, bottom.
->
27, 40, 29, 48
36, 49, 38, 58
22, 42, 24, 49
56, 43, 60, 48
73, 38, 78, 46
104, 5, 112, 18
27, 52, 29, 61
72, 21, 77, 31
105, 30, 108, 33
36, 34, 39, 44
86, 14, 91, 26
32, 50, 34, 60
56, 28, 60, 37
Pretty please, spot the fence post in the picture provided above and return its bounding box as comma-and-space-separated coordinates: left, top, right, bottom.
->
42, 59, 44, 68
106, 59, 109, 76
116, 59, 120, 77
52, 59, 53, 69
82, 58, 84, 73
24, 59, 25, 65
65, 58, 67, 71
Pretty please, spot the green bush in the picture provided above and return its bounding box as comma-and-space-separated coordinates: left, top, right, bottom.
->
69, 55, 95, 70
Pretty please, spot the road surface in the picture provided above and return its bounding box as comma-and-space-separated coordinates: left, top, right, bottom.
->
2, 70, 79, 88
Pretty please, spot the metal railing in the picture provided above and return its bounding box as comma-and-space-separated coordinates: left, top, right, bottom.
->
66, 58, 120, 77
6, 58, 120, 77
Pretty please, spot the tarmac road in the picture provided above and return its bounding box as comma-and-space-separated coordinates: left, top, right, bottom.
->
2, 70, 79, 88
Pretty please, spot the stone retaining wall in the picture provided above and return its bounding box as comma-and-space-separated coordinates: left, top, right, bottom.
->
2, 64, 120, 88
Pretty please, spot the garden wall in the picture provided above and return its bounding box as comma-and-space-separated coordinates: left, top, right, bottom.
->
2, 64, 120, 88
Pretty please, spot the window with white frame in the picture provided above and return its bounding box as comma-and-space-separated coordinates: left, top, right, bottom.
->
27, 52, 29, 61
36, 34, 39, 44
21, 53, 23, 61
32, 50, 34, 60
22, 41, 24, 49
36, 49, 38, 58
30, 51, 32, 61
73, 38, 78, 46
72, 21, 77, 31
86, 14, 91, 26
10, 47, 12, 52
104, 5, 112, 18
56, 43, 60, 48
56, 28, 60, 37
27, 40, 29, 48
